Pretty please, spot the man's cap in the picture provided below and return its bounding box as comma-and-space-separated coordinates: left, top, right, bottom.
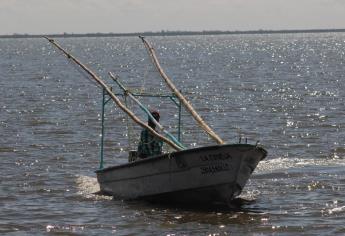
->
150, 110, 160, 119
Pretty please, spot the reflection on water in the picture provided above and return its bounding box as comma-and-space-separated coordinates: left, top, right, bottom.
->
1, 33, 345, 235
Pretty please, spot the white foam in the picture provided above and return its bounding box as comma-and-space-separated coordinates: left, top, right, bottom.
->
75, 175, 112, 200
328, 206, 345, 215
255, 157, 345, 174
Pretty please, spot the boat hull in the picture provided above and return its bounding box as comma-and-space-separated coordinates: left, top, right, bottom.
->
96, 144, 267, 205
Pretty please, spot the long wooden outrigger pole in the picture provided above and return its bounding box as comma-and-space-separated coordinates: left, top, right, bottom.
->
139, 36, 225, 145
44, 37, 183, 151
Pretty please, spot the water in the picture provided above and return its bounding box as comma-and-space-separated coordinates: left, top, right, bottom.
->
1, 33, 345, 235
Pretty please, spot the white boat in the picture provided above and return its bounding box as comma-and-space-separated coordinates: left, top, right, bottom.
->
96, 144, 267, 205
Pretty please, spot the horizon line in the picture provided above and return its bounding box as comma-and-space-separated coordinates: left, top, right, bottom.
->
1, 28, 345, 39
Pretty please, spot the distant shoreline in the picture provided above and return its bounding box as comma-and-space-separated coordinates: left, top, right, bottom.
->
1, 29, 345, 39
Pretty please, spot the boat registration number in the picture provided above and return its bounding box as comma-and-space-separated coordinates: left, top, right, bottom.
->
200, 162, 230, 175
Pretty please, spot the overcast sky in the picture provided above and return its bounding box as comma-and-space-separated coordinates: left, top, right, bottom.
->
0, 0, 345, 35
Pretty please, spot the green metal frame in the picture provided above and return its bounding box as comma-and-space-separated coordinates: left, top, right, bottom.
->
99, 88, 182, 170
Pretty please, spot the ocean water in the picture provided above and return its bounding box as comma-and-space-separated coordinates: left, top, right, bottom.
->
1, 33, 345, 235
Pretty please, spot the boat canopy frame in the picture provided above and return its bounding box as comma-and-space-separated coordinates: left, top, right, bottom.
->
99, 86, 183, 169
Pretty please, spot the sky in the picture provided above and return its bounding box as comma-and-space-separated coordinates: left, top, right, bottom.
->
0, 0, 345, 35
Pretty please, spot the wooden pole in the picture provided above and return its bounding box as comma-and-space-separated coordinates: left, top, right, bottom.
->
139, 36, 225, 145
44, 37, 183, 151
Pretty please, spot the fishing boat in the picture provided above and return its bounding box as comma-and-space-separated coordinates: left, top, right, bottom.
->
45, 36, 267, 207
97, 144, 266, 205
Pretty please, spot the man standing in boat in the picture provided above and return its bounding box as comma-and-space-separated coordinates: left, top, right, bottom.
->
137, 110, 163, 158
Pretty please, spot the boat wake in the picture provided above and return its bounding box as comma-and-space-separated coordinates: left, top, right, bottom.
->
75, 175, 112, 200
327, 205, 345, 215
255, 156, 345, 174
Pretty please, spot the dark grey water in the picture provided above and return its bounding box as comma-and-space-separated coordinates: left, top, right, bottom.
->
1, 33, 345, 235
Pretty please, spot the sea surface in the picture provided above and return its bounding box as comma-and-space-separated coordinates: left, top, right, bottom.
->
1, 33, 345, 235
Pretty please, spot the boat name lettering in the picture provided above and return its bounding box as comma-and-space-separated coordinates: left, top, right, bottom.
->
200, 163, 230, 175
200, 153, 232, 162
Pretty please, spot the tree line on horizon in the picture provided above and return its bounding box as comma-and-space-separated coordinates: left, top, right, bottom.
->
1, 29, 345, 39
